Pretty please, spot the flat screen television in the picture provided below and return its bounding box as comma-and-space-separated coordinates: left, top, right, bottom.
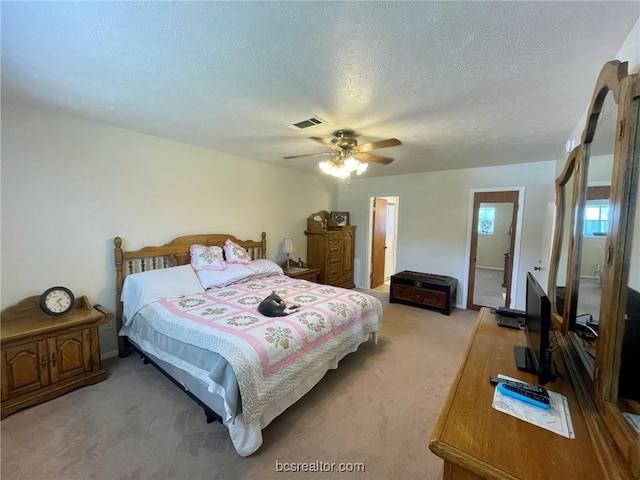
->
514, 272, 557, 385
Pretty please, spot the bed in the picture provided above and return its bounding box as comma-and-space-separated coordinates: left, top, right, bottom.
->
113, 232, 383, 456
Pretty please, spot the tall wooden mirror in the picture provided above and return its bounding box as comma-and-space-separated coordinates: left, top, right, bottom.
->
594, 63, 640, 473
572, 89, 617, 378
551, 60, 640, 477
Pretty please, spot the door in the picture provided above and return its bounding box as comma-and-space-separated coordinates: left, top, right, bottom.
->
371, 197, 388, 288
48, 330, 90, 383
1, 341, 50, 399
467, 191, 519, 310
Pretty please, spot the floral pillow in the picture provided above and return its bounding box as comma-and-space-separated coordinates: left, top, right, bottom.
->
190, 244, 226, 271
224, 239, 252, 264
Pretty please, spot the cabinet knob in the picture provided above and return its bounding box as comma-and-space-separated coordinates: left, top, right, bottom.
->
40, 356, 47, 368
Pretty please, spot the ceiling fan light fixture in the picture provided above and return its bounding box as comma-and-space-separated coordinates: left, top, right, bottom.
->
318, 155, 367, 178
290, 129, 399, 178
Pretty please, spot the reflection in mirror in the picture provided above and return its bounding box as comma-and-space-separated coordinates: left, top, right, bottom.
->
617, 160, 640, 422
473, 202, 514, 308
573, 90, 617, 376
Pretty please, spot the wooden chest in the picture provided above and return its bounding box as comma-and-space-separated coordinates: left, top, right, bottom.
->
390, 271, 457, 315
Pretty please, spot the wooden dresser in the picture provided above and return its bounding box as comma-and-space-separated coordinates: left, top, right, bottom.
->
429, 307, 633, 479
1, 295, 112, 419
305, 211, 355, 289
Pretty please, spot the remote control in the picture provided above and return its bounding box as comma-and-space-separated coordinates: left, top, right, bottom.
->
489, 375, 549, 397
497, 382, 551, 409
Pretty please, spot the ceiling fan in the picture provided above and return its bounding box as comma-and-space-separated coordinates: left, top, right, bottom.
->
284, 129, 401, 177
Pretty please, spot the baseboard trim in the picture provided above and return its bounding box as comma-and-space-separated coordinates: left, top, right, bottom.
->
101, 349, 119, 361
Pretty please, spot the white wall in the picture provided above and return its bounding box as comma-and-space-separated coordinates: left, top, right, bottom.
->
558, 18, 640, 176
337, 161, 556, 310
1, 100, 336, 357
553, 23, 640, 288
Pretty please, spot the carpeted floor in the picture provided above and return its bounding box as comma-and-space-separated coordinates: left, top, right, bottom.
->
1, 290, 477, 480
473, 267, 506, 308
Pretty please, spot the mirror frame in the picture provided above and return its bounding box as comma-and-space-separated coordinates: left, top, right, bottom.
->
548, 145, 582, 333
595, 66, 640, 473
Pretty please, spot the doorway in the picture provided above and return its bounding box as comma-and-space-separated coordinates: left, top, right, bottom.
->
370, 196, 399, 289
466, 190, 522, 311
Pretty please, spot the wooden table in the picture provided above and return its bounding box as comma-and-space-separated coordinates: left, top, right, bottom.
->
429, 308, 610, 479
1, 295, 112, 418
284, 266, 320, 283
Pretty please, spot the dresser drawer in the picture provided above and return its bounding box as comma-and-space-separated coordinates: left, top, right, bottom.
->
327, 235, 342, 253
327, 265, 343, 280
328, 255, 342, 266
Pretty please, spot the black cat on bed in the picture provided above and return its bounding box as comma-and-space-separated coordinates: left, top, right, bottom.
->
258, 292, 300, 317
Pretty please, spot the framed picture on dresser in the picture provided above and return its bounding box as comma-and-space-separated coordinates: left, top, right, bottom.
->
331, 211, 349, 226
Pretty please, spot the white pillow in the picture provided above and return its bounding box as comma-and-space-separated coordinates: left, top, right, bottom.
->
190, 244, 226, 271
224, 239, 252, 264
247, 259, 283, 278
121, 265, 205, 323
197, 263, 255, 289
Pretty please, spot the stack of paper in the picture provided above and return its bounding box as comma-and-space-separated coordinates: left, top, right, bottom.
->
492, 374, 575, 439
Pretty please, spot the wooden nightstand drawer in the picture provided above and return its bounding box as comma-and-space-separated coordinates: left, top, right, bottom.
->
284, 267, 321, 283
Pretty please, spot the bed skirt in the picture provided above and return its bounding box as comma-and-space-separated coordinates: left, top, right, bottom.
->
125, 332, 375, 456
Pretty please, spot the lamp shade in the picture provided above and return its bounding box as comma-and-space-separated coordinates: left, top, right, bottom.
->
282, 237, 296, 254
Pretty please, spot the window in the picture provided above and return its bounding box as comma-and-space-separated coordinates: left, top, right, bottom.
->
583, 203, 609, 236
478, 207, 495, 235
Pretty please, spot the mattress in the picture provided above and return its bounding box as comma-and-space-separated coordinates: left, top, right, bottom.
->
120, 274, 383, 455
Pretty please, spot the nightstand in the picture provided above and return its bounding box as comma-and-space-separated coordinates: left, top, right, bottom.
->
1, 295, 112, 419
281, 260, 320, 283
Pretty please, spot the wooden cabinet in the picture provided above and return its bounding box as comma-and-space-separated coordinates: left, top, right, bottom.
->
1, 295, 111, 419
286, 267, 321, 283
280, 259, 321, 282
305, 211, 355, 288
430, 308, 634, 479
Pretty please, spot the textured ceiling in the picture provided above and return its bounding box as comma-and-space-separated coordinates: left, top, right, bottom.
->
2, 1, 638, 178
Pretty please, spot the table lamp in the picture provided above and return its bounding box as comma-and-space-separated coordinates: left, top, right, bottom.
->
282, 237, 296, 271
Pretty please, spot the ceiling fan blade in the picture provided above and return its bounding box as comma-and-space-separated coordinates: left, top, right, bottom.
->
354, 138, 401, 153
283, 152, 336, 159
354, 152, 394, 165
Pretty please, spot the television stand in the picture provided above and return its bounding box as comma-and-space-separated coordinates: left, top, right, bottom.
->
514, 346, 558, 382
429, 308, 627, 479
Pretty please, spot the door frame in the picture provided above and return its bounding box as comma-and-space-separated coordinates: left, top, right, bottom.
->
365, 195, 399, 289
371, 197, 388, 288
463, 187, 525, 309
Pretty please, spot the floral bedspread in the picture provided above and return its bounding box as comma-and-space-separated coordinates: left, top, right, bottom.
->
134, 275, 383, 425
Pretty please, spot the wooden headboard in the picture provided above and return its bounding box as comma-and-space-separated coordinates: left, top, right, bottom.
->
113, 232, 266, 357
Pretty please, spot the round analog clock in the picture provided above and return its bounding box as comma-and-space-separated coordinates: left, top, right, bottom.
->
39, 286, 75, 316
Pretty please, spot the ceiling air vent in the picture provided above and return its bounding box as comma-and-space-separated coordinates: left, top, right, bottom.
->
285, 115, 326, 131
